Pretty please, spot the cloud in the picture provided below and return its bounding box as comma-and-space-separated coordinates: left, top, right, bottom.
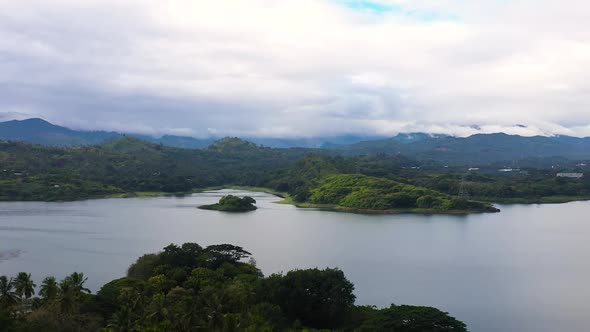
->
0, 0, 590, 137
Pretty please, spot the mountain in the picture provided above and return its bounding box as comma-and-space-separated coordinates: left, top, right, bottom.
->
0, 118, 383, 149
0, 118, 219, 148
2, 118, 590, 164
328, 133, 590, 165
0, 118, 120, 145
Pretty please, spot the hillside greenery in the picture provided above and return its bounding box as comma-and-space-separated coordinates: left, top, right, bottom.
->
0, 242, 467, 332
0, 137, 588, 206
199, 195, 257, 212
0, 138, 308, 201
305, 174, 498, 213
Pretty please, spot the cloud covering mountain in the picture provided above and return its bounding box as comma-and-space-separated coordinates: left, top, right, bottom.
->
1, 0, 590, 137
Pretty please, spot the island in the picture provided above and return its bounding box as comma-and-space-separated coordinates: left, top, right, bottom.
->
199, 194, 257, 212
292, 173, 500, 214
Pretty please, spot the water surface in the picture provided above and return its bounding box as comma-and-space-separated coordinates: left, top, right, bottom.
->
1, 190, 589, 332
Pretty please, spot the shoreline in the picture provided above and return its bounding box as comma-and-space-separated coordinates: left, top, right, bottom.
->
1, 187, 588, 213
196, 186, 499, 215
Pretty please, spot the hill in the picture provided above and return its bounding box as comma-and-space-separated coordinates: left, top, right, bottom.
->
0, 118, 120, 145
304, 174, 498, 213
0, 118, 215, 148
0, 137, 310, 201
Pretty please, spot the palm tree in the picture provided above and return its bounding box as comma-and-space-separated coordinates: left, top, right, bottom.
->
108, 306, 136, 332
14, 272, 36, 299
0, 276, 18, 307
66, 272, 90, 295
146, 293, 169, 326
57, 277, 77, 314
56, 272, 90, 315
39, 276, 59, 301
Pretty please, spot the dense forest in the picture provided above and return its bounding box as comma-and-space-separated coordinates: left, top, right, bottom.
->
0, 137, 588, 207
0, 242, 467, 332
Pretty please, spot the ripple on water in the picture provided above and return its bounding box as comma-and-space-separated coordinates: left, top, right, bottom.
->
0, 249, 23, 262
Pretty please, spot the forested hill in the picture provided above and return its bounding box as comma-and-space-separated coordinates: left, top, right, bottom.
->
0, 137, 312, 200
2, 118, 590, 165
0, 137, 422, 202
0, 136, 588, 206
327, 133, 590, 164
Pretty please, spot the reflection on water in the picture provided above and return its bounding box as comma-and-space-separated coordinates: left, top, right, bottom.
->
0, 249, 23, 261
0, 190, 589, 332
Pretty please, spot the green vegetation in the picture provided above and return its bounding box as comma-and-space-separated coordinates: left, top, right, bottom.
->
199, 195, 258, 212
0, 242, 467, 332
0, 137, 588, 209
406, 171, 590, 204
304, 174, 498, 213
0, 138, 308, 201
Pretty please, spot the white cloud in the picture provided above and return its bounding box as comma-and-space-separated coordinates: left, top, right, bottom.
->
0, 0, 589, 137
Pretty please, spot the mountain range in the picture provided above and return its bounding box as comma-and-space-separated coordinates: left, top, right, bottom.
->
1, 118, 590, 165
0, 118, 381, 149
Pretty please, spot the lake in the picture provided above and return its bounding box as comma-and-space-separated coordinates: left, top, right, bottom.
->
1, 189, 589, 331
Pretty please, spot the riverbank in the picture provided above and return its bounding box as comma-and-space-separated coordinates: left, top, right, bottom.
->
476, 195, 590, 204
197, 186, 499, 215
290, 202, 500, 215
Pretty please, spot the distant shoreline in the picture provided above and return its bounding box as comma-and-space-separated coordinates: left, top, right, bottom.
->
1, 187, 588, 213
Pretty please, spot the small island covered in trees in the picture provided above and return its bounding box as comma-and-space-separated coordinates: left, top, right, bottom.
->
199, 195, 258, 212
0, 242, 468, 331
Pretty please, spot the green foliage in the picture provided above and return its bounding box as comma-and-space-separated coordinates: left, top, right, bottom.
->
200, 195, 258, 212
354, 305, 468, 332
0, 242, 468, 331
307, 174, 496, 212
409, 171, 590, 203
259, 268, 355, 329
14, 272, 36, 299
1, 137, 587, 206
0, 138, 309, 201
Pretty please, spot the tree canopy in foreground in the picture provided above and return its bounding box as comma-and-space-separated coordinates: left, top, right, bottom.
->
0, 242, 467, 332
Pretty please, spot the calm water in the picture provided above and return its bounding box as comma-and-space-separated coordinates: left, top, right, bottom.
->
1, 190, 589, 331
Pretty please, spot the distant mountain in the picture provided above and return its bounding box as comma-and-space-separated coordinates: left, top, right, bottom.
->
391, 133, 450, 144
0, 118, 218, 148
2, 118, 590, 164
0, 118, 120, 145
328, 133, 590, 165
0, 118, 384, 149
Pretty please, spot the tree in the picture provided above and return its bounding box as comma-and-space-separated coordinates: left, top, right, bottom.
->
57, 278, 78, 314
66, 272, 91, 295
205, 244, 252, 268
14, 272, 36, 299
0, 276, 18, 307
39, 276, 59, 301
355, 304, 468, 332
261, 268, 356, 329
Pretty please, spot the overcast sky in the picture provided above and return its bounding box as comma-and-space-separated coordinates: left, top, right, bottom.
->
1, 0, 590, 138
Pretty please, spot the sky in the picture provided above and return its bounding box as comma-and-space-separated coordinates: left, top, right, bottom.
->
1, 0, 590, 138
